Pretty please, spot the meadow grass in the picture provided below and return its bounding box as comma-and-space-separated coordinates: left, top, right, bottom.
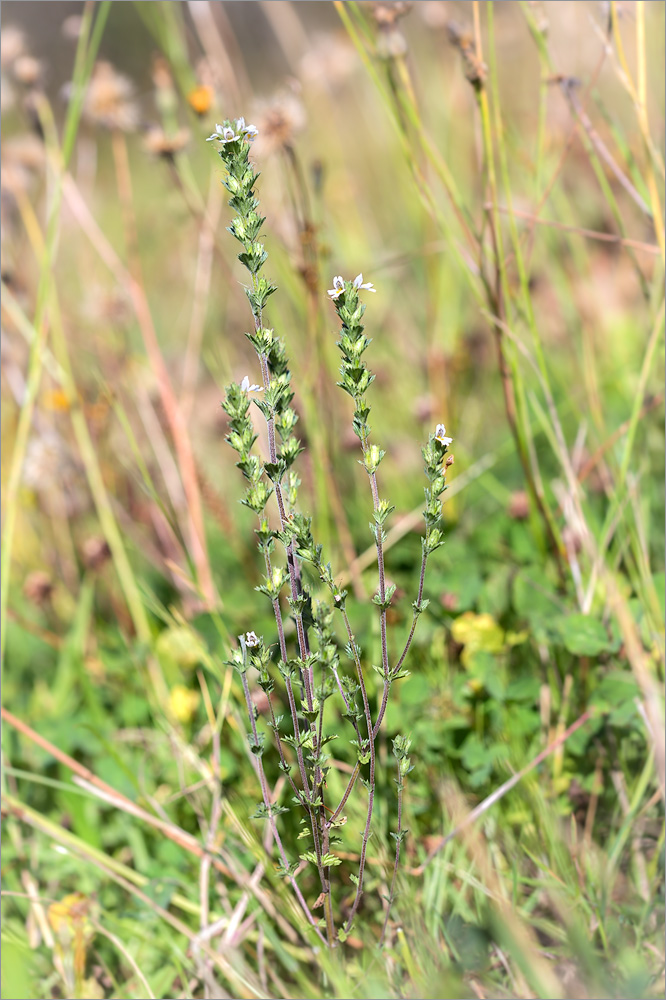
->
1, 2, 664, 998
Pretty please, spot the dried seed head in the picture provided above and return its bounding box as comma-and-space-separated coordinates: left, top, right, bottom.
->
1, 27, 26, 69
82, 537, 111, 571
508, 490, 530, 520
13, 55, 43, 87
61, 15, 84, 40
251, 89, 305, 157
151, 55, 173, 94
299, 32, 357, 91
376, 29, 408, 59
143, 126, 190, 159
371, 2, 412, 27
446, 21, 487, 88
23, 570, 54, 605
81, 61, 139, 132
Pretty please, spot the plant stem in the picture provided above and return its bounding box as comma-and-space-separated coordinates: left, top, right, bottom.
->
380, 768, 404, 945
339, 607, 376, 932
239, 672, 327, 946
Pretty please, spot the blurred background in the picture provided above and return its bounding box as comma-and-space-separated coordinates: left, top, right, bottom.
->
1, 2, 664, 999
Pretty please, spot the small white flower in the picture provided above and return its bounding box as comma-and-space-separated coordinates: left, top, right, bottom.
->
206, 122, 239, 143
245, 631, 260, 647
240, 375, 262, 393
235, 117, 258, 141
327, 275, 345, 300
353, 273, 376, 293
435, 423, 453, 446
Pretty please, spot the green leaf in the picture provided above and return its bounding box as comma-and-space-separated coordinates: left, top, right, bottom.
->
505, 677, 541, 702
1, 926, 39, 1000
513, 566, 561, 620
592, 671, 641, 727
559, 614, 611, 656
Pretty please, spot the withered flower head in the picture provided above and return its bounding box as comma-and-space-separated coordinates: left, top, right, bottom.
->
81, 61, 139, 132
22, 429, 88, 517
143, 126, 190, 159
61, 15, 84, 40
23, 570, 54, 606
299, 32, 357, 90
508, 490, 530, 521
1, 27, 26, 69
151, 55, 173, 94
13, 55, 43, 87
372, 2, 412, 58
1, 134, 45, 198
446, 21, 487, 88
371, 1, 412, 27
82, 537, 111, 571
251, 88, 305, 157
4, 133, 45, 172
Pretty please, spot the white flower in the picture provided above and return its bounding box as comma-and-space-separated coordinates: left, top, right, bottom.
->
245, 631, 260, 647
327, 275, 345, 300
353, 273, 376, 293
328, 273, 376, 300
435, 423, 453, 446
235, 116, 258, 141
206, 122, 239, 143
240, 375, 262, 393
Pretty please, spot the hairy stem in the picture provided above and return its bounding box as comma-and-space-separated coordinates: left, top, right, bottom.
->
380, 772, 404, 945
239, 672, 326, 946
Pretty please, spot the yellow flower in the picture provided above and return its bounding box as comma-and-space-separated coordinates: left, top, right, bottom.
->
188, 84, 214, 116
169, 684, 200, 723
451, 611, 505, 667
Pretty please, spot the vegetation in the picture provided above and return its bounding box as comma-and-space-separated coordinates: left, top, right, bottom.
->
1, 2, 664, 998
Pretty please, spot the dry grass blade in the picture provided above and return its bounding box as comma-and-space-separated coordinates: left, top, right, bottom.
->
1, 707, 232, 876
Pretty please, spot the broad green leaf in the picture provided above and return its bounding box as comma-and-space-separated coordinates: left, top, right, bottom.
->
512, 566, 562, 621
559, 614, 611, 656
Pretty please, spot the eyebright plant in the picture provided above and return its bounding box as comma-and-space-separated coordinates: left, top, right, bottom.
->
209, 118, 453, 947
